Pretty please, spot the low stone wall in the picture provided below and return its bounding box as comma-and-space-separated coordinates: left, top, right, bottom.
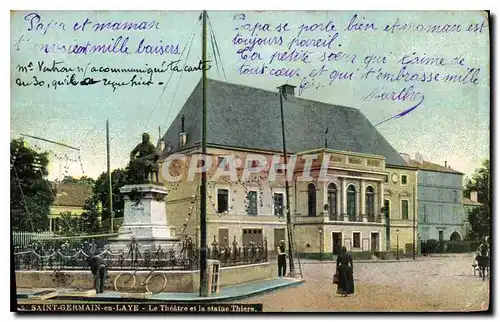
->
16, 262, 275, 293
219, 262, 277, 287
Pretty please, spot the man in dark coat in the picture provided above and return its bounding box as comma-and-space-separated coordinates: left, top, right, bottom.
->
277, 240, 287, 277
476, 241, 489, 281
336, 246, 354, 296
87, 255, 107, 293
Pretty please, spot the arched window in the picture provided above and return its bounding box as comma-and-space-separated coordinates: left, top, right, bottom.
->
347, 185, 357, 220
307, 183, 317, 217
327, 183, 338, 220
365, 186, 375, 221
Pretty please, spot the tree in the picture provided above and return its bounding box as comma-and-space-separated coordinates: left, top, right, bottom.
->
464, 159, 490, 204
93, 168, 131, 223
11, 139, 55, 232
80, 195, 102, 233
463, 159, 490, 240
61, 175, 96, 187
57, 211, 83, 235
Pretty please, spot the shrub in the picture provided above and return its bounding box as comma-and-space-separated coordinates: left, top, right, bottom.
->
444, 240, 481, 253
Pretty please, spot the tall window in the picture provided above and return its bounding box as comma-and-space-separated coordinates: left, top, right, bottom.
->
401, 175, 408, 185
347, 185, 357, 220
453, 190, 458, 203
365, 186, 375, 220
307, 183, 317, 217
327, 183, 337, 220
273, 193, 284, 217
401, 200, 409, 220
383, 200, 390, 221
353, 232, 361, 248
217, 189, 229, 213
246, 191, 258, 216
423, 205, 427, 223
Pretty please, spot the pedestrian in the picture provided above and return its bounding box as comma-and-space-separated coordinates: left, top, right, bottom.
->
336, 246, 355, 296
476, 239, 489, 281
277, 240, 287, 277
87, 254, 107, 293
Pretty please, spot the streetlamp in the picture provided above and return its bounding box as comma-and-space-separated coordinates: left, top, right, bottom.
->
318, 227, 323, 261
396, 229, 400, 260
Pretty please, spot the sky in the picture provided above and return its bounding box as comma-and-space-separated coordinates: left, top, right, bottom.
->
10, 10, 490, 181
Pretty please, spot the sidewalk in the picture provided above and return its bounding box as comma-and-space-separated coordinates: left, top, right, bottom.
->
17, 277, 304, 303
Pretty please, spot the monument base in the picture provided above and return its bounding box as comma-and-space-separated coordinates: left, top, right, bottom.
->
109, 183, 180, 251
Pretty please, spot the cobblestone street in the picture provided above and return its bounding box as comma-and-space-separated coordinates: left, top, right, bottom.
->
234, 254, 490, 312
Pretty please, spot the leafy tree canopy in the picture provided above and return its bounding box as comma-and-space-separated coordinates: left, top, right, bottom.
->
463, 159, 490, 241
11, 139, 54, 232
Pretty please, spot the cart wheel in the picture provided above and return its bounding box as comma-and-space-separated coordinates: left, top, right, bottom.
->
114, 273, 136, 292
145, 274, 167, 294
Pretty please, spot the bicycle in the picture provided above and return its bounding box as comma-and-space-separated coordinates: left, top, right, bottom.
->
113, 269, 167, 294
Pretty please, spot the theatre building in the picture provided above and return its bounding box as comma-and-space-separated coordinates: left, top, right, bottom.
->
157, 79, 417, 256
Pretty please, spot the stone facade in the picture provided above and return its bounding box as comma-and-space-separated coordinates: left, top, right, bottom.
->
384, 165, 418, 253
160, 147, 290, 254
160, 147, 424, 257
294, 149, 388, 254
409, 162, 467, 242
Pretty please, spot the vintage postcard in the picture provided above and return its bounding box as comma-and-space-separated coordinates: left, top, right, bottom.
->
10, 9, 490, 313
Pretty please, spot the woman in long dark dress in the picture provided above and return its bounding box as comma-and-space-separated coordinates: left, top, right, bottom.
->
336, 247, 354, 296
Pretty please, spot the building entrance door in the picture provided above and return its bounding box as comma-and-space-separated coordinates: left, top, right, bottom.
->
371, 232, 380, 252
332, 232, 342, 255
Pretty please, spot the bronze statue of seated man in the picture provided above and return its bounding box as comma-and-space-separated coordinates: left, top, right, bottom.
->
128, 132, 160, 183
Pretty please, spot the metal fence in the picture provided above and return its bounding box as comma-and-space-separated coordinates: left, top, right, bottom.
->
14, 236, 268, 271
13, 231, 54, 248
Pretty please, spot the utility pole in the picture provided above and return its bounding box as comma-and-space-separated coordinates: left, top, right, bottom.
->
199, 9, 209, 297
413, 185, 416, 260
106, 120, 114, 233
278, 85, 295, 277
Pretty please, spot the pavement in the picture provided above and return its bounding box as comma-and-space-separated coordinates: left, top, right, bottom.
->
234, 254, 490, 312
17, 277, 304, 303
298, 252, 476, 264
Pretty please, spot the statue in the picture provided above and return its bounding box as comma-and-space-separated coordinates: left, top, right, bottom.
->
128, 133, 160, 183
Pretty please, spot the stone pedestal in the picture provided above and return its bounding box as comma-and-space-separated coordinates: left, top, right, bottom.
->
110, 183, 179, 250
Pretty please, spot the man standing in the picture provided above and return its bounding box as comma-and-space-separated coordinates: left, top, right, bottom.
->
88, 255, 107, 293
476, 239, 489, 281
277, 240, 287, 277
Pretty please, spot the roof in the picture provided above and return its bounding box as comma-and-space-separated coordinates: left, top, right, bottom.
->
462, 197, 482, 206
161, 79, 406, 166
52, 182, 92, 207
406, 159, 463, 175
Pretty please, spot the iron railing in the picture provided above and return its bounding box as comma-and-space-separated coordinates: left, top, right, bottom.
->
14, 236, 268, 271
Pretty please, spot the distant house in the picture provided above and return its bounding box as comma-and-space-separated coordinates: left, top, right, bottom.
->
405, 154, 467, 243
49, 182, 92, 232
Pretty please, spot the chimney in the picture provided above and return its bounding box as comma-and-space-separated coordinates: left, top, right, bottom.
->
415, 152, 424, 164
399, 153, 410, 164
470, 190, 478, 203
277, 84, 296, 99
179, 115, 187, 147
445, 161, 447, 168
